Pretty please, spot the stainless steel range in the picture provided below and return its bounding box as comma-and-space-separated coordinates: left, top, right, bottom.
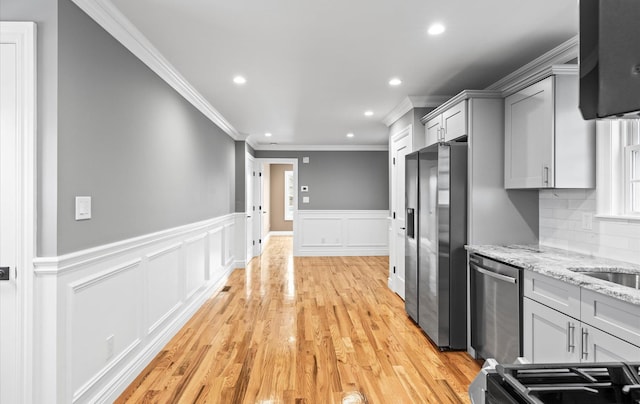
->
472, 362, 640, 404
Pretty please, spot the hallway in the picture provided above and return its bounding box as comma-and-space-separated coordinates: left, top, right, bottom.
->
116, 237, 479, 403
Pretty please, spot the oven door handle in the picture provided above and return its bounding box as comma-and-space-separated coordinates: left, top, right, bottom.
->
472, 264, 517, 284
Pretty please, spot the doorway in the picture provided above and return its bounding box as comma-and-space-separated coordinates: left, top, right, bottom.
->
256, 158, 298, 251
389, 126, 412, 299
0, 22, 37, 404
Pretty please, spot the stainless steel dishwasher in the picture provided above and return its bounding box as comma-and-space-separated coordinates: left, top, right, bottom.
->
470, 253, 522, 364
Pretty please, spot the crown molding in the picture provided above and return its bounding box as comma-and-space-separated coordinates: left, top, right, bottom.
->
70, 0, 241, 140
486, 35, 579, 97
382, 95, 451, 127
252, 144, 389, 151
420, 90, 503, 124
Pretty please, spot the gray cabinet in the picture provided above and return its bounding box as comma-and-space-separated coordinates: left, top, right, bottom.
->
504, 68, 595, 189
523, 271, 640, 363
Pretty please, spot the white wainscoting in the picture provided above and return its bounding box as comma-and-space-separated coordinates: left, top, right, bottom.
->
32, 213, 240, 404
294, 210, 389, 256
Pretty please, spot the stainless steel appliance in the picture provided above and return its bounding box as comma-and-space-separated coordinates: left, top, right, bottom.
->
470, 253, 522, 364
579, 0, 640, 119
478, 362, 640, 403
405, 142, 467, 350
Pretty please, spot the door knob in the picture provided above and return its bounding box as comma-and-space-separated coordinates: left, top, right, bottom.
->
0, 267, 10, 281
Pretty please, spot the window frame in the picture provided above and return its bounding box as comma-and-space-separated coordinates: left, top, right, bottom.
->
625, 144, 640, 215
596, 119, 640, 221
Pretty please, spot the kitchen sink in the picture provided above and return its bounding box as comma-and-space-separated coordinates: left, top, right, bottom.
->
583, 271, 640, 289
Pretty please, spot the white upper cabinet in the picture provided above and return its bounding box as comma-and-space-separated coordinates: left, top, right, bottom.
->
504, 68, 595, 189
425, 100, 467, 146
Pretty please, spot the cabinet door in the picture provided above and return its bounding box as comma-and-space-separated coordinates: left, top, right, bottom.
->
505, 76, 555, 189
425, 116, 441, 146
523, 298, 580, 363
581, 325, 640, 362
442, 100, 467, 142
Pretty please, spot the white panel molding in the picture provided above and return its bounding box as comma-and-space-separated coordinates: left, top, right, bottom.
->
232, 213, 246, 268
184, 233, 207, 300
68, 0, 241, 140
68, 259, 142, 292
295, 211, 389, 256
66, 260, 143, 403
31, 213, 237, 404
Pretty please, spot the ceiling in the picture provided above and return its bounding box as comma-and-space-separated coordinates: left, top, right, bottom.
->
107, 0, 579, 148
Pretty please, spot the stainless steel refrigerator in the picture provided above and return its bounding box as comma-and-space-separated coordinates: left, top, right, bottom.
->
405, 142, 467, 350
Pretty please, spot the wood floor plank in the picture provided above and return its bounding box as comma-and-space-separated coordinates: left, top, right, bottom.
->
116, 236, 480, 403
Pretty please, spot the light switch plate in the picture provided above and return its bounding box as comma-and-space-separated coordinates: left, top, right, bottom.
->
301, 186, 309, 192
75, 196, 92, 220
302, 157, 310, 164
302, 196, 310, 204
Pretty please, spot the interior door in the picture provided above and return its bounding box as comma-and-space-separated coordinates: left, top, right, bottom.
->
1, 30, 22, 404
391, 131, 412, 298
245, 155, 254, 264
253, 163, 262, 256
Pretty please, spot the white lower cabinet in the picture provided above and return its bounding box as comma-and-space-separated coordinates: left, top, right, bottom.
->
523, 297, 580, 363
582, 325, 640, 362
523, 274, 640, 364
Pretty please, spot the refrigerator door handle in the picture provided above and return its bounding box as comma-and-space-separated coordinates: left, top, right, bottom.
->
406, 208, 415, 239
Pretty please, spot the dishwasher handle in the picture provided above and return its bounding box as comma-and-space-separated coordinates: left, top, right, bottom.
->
472, 263, 518, 284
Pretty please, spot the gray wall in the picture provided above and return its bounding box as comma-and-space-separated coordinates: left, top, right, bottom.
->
235, 142, 247, 212
2, 0, 59, 255
56, 0, 236, 254
255, 150, 389, 210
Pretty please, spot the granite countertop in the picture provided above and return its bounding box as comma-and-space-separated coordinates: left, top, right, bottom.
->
465, 244, 640, 305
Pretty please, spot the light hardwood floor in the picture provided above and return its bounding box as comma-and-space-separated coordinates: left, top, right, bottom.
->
116, 236, 480, 403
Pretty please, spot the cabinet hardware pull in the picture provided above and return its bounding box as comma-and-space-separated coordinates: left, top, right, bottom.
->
543, 166, 550, 185
567, 322, 575, 352
581, 328, 589, 360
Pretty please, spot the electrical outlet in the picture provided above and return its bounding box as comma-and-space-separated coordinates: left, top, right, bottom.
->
106, 335, 114, 360
581, 212, 593, 230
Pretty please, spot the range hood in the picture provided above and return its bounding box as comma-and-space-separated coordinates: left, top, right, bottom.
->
579, 0, 640, 120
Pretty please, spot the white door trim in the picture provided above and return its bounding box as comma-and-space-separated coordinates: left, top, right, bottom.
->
0, 21, 37, 404
255, 158, 299, 254
389, 125, 412, 296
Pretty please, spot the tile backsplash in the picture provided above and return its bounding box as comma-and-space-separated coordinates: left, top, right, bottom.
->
539, 189, 640, 264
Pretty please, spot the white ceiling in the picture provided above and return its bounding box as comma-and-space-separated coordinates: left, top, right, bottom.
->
107, 0, 578, 147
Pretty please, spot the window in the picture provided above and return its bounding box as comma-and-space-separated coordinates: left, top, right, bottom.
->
597, 119, 640, 218
626, 144, 640, 214
284, 170, 294, 221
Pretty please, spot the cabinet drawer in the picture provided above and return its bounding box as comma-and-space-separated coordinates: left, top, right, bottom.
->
524, 271, 581, 318
581, 289, 640, 347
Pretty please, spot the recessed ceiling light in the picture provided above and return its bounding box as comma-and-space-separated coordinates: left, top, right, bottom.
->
233, 75, 247, 85
389, 78, 402, 86
364, 110, 374, 117
428, 23, 446, 35
346, 132, 355, 138
265, 132, 272, 137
